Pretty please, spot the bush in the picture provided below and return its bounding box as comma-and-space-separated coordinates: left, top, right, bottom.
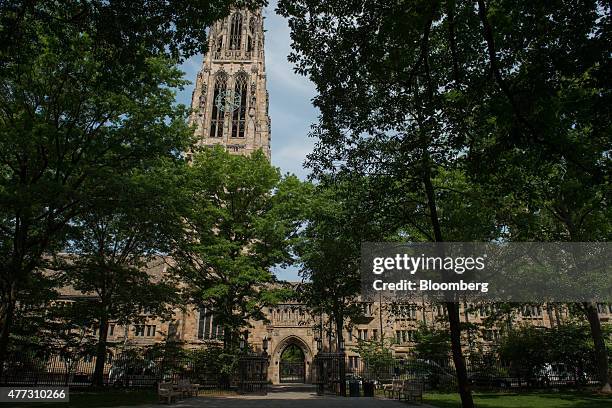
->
412, 324, 451, 361
352, 338, 395, 380
499, 322, 600, 382
189, 345, 238, 386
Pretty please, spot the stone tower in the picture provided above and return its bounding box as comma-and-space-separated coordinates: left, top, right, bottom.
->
189, 7, 271, 159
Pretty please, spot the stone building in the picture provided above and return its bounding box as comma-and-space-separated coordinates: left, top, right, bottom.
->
54, 7, 612, 385
57, 259, 612, 385
188, 6, 271, 158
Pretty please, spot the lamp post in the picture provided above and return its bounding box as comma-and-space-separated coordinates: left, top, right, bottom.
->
313, 322, 324, 395
239, 330, 248, 352
314, 324, 322, 351
262, 336, 268, 355
238, 335, 246, 394
260, 336, 270, 393
338, 332, 346, 397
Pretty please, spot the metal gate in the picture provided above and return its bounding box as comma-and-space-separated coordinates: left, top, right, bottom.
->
280, 361, 305, 383
312, 352, 345, 395
238, 353, 269, 394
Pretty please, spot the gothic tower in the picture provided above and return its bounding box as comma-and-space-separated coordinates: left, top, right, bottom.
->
190, 8, 271, 159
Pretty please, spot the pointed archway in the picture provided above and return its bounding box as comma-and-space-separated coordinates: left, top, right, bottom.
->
279, 344, 305, 383
271, 335, 313, 384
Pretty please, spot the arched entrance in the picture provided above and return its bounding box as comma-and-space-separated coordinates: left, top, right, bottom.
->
271, 335, 313, 384
279, 344, 305, 383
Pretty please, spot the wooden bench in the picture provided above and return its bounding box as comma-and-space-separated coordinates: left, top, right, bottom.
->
158, 382, 181, 404
383, 379, 403, 399
177, 379, 199, 397
398, 379, 424, 402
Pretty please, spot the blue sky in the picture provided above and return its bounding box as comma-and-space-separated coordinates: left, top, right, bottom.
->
175, 1, 317, 280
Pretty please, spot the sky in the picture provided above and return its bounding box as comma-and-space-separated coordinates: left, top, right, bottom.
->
174, 1, 318, 281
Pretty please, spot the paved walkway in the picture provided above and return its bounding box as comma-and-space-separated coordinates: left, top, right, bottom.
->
118, 385, 428, 408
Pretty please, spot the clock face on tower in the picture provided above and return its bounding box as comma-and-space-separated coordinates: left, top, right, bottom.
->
215, 90, 242, 112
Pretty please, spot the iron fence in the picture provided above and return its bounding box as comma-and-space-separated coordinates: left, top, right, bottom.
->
0, 351, 237, 393
311, 352, 344, 395
1, 350, 604, 392
345, 356, 601, 390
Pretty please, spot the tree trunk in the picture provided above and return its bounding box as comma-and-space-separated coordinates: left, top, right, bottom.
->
335, 313, 346, 397
0, 281, 17, 380
447, 302, 474, 406
92, 314, 109, 387
464, 303, 474, 352
423, 170, 474, 408
224, 327, 233, 351
583, 302, 611, 392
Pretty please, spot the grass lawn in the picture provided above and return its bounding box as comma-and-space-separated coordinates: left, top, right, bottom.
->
18, 389, 157, 408
425, 391, 612, 408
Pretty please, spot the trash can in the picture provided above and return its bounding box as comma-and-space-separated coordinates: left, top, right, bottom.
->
362, 381, 375, 397
349, 381, 360, 397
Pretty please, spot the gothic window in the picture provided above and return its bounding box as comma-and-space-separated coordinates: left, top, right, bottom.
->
231, 73, 248, 138
134, 325, 145, 337
395, 330, 415, 344
361, 302, 372, 316
198, 307, 222, 340
394, 303, 417, 320
597, 303, 609, 314
436, 304, 447, 317
210, 73, 227, 138
357, 329, 368, 340
215, 36, 223, 58
229, 12, 243, 50
247, 17, 256, 53
522, 305, 543, 318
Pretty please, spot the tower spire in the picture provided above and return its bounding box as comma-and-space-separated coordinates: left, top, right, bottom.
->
190, 7, 271, 159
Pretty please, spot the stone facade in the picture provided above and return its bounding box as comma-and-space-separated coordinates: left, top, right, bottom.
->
57, 285, 612, 384
189, 7, 271, 158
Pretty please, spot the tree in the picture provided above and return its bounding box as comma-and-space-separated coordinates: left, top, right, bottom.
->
190, 344, 240, 386
278, 1, 503, 405
547, 322, 600, 383
412, 324, 452, 362
171, 147, 308, 350
352, 338, 395, 381
278, 0, 610, 401
0, 1, 266, 62
0, 0, 263, 372
498, 325, 549, 383
43, 302, 99, 386
59, 162, 184, 386
295, 177, 391, 395
462, 1, 610, 390
295, 184, 357, 396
